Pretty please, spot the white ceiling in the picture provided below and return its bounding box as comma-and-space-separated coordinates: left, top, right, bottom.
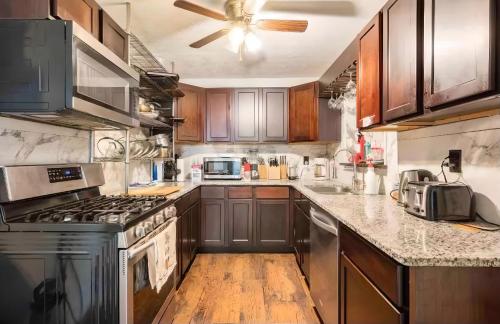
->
99, 0, 385, 87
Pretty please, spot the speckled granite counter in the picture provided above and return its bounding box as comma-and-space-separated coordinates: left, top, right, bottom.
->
137, 180, 500, 267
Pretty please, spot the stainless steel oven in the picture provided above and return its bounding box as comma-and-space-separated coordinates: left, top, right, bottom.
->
203, 157, 242, 180
0, 20, 139, 129
119, 208, 178, 324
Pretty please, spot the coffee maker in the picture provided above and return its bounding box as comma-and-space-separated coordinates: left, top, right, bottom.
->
163, 158, 178, 182
313, 158, 330, 181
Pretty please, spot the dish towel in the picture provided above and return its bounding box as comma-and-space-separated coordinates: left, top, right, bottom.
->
147, 217, 178, 293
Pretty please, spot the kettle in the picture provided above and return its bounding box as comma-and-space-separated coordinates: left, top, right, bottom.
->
398, 169, 437, 206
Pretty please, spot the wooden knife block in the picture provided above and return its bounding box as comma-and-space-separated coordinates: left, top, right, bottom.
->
280, 165, 287, 179
268, 166, 281, 180
258, 165, 268, 180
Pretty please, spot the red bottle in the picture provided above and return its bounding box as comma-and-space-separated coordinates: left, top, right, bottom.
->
354, 132, 365, 164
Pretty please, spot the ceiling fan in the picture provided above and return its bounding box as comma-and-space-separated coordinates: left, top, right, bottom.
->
173, 0, 309, 55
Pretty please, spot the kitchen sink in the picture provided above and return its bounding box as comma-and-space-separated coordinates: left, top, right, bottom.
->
305, 185, 358, 195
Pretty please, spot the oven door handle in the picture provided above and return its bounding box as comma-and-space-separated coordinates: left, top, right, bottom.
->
128, 240, 155, 260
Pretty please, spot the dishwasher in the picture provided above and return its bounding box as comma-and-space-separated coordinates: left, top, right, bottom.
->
309, 204, 339, 324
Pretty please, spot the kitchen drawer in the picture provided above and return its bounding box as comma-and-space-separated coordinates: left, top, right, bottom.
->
201, 186, 225, 199
189, 187, 201, 205
340, 224, 405, 307
227, 186, 252, 199
255, 187, 289, 199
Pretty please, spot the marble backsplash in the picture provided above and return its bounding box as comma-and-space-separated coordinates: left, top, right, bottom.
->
0, 117, 90, 165
398, 114, 500, 224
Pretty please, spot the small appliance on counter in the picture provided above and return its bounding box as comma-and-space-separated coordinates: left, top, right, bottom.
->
313, 158, 330, 181
203, 157, 242, 180
163, 159, 179, 182
404, 181, 475, 222
398, 169, 437, 206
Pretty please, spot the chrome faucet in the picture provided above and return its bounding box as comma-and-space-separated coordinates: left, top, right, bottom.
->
332, 149, 362, 191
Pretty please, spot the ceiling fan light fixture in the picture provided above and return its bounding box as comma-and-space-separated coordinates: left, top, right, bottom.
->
228, 26, 246, 48
245, 31, 261, 52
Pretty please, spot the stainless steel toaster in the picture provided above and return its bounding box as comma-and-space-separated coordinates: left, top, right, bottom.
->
404, 181, 475, 221
398, 169, 437, 206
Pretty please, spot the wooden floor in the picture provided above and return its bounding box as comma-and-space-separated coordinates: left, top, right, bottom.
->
168, 254, 320, 324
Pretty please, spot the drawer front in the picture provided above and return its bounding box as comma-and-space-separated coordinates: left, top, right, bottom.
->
201, 186, 225, 199
255, 186, 289, 199
340, 224, 405, 307
189, 187, 201, 205
227, 186, 253, 199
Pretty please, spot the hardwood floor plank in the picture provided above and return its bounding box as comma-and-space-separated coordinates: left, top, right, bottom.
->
168, 254, 320, 324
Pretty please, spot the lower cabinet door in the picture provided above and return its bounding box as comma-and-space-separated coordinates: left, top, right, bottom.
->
340, 253, 404, 324
255, 199, 290, 247
181, 211, 191, 276
201, 199, 226, 247
228, 199, 253, 247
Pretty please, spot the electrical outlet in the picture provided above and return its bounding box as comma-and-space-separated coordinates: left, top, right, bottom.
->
303, 156, 309, 165
449, 150, 462, 173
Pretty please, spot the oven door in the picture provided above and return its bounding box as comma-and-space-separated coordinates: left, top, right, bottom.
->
119, 219, 177, 324
71, 22, 139, 127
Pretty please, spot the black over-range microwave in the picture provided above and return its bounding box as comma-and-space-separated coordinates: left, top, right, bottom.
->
0, 20, 139, 129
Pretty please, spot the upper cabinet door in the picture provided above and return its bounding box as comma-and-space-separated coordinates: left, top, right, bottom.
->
99, 9, 129, 62
289, 82, 319, 142
261, 88, 289, 142
233, 88, 260, 142
52, 0, 100, 38
357, 14, 383, 129
383, 0, 423, 122
424, 0, 493, 109
206, 89, 232, 142
176, 84, 204, 143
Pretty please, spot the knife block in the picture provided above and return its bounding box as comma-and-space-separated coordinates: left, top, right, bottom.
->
258, 165, 268, 180
268, 166, 281, 180
280, 165, 287, 179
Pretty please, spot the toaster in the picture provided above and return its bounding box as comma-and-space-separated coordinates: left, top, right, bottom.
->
398, 169, 437, 206
404, 181, 475, 221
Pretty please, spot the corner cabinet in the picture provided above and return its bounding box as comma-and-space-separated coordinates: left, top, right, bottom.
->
423, 0, 494, 109
176, 84, 205, 143
233, 88, 260, 142
261, 88, 289, 142
206, 89, 232, 142
383, 0, 423, 122
289, 82, 319, 142
357, 13, 383, 129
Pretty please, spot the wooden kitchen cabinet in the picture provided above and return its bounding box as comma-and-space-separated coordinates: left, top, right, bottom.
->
357, 13, 383, 129
176, 84, 205, 143
190, 201, 200, 260
423, 0, 493, 109
340, 253, 405, 324
293, 203, 310, 282
255, 200, 290, 247
383, 0, 423, 122
261, 88, 289, 142
99, 9, 129, 62
228, 199, 253, 247
201, 199, 226, 247
289, 82, 319, 142
233, 88, 260, 142
206, 89, 232, 142
180, 209, 190, 276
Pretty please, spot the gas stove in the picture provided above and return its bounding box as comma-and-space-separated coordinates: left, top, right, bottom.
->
0, 164, 176, 247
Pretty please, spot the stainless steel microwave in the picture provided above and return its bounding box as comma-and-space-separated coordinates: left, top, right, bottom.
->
0, 20, 139, 129
203, 157, 242, 180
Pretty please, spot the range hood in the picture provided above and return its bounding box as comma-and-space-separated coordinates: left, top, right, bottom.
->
0, 20, 140, 130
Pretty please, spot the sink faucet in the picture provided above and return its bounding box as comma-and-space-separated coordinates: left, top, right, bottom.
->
332, 149, 362, 191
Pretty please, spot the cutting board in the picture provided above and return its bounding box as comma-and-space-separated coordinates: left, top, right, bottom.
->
128, 185, 181, 196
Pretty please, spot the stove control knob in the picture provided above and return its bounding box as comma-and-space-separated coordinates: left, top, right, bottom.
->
154, 213, 165, 225
144, 221, 154, 233
135, 225, 146, 238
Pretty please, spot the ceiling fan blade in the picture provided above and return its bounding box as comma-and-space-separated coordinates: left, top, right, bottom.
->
189, 29, 230, 48
256, 19, 308, 32
174, 0, 227, 21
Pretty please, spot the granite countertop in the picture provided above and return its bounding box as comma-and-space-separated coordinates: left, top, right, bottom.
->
142, 180, 500, 267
